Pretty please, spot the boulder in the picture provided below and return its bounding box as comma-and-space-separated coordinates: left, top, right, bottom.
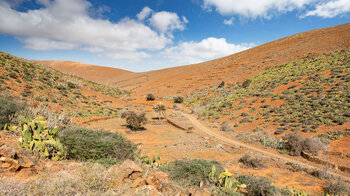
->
135, 185, 163, 196
113, 160, 143, 184
0, 145, 17, 159
146, 171, 168, 190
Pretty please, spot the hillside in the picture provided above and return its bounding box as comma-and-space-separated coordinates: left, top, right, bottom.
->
37, 23, 350, 98
0, 52, 129, 121
34, 60, 138, 86
186, 50, 350, 167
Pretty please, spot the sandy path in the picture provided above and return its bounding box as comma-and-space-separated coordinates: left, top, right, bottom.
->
180, 112, 350, 181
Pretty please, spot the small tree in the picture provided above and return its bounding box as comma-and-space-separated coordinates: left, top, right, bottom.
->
146, 93, 155, 101
121, 111, 147, 131
153, 102, 166, 120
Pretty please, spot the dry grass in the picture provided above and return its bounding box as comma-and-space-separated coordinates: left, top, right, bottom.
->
0, 163, 132, 196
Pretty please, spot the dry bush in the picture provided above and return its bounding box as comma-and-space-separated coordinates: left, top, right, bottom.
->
324, 180, 350, 195
0, 163, 130, 196
0, 179, 26, 196
220, 121, 234, 132
283, 133, 326, 156
239, 155, 265, 168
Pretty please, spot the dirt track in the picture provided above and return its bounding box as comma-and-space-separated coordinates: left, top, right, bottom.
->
180, 112, 350, 182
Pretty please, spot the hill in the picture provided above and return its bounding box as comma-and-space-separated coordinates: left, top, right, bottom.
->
37, 23, 350, 98
33, 60, 138, 86
0, 52, 129, 121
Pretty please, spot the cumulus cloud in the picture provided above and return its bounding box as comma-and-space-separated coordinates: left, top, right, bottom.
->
137, 6, 153, 21
223, 17, 234, 25
202, 0, 350, 19
203, 0, 315, 19
303, 0, 350, 17
22, 37, 77, 50
0, 0, 188, 61
149, 11, 188, 35
163, 37, 254, 64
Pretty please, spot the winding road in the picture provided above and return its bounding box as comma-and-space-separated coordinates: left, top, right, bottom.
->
180, 111, 350, 182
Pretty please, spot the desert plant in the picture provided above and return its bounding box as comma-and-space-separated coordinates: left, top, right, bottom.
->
16, 116, 65, 160
121, 111, 147, 131
59, 127, 137, 167
153, 102, 167, 120
146, 93, 155, 101
220, 121, 234, 132
209, 165, 246, 194
163, 159, 224, 187
173, 96, 184, 103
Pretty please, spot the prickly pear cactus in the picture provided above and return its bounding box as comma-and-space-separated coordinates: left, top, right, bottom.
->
17, 116, 66, 161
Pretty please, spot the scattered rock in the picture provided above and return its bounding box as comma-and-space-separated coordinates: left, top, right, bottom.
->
113, 160, 143, 184
135, 185, 163, 196
9, 164, 21, 172
193, 188, 211, 196
132, 177, 146, 188
0, 145, 17, 159
146, 171, 168, 190
1, 162, 11, 168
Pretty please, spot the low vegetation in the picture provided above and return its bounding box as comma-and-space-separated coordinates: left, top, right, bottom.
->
59, 127, 138, 167
15, 116, 65, 161
173, 96, 184, 103
220, 121, 235, 132
0, 96, 24, 129
239, 155, 265, 168
0, 163, 124, 196
324, 180, 350, 195
283, 133, 326, 156
163, 159, 224, 187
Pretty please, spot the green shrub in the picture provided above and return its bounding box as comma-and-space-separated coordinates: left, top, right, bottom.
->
121, 111, 147, 131
173, 96, 184, 103
8, 72, 18, 79
0, 96, 24, 129
146, 93, 155, 101
242, 79, 252, 88
163, 159, 224, 187
59, 127, 138, 167
241, 112, 249, 117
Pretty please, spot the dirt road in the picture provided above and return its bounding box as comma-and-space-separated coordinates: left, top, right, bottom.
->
180, 112, 350, 181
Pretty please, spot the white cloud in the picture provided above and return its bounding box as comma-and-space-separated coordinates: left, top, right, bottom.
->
137, 6, 153, 21
303, 0, 350, 17
223, 17, 234, 25
22, 37, 77, 50
163, 37, 254, 64
203, 0, 316, 19
149, 11, 187, 35
0, 0, 188, 61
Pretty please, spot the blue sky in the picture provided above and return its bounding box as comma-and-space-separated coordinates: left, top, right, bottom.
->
0, 0, 349, 72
